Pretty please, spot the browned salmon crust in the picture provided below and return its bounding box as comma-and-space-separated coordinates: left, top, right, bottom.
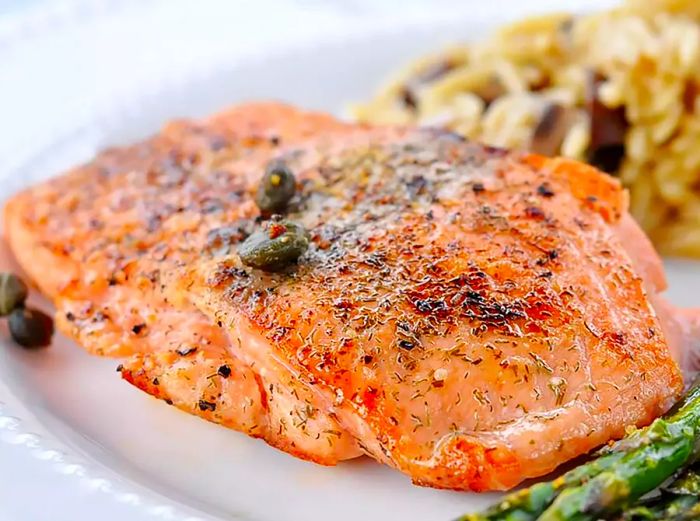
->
3, 102, 683, 490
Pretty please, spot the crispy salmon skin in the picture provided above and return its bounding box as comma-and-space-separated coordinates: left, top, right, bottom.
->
3, 102, 683, 491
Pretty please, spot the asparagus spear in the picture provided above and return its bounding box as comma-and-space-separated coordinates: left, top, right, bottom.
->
667, 502, 700, 520
538, 383, 700, 521
457, 451, 627, 521
621, 464, 700, 520
665, 464, 700, 497
460, 382, 700, 521
621, 496, 699, 521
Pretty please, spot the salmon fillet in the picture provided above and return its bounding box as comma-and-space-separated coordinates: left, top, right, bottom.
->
3, 102, 684, 491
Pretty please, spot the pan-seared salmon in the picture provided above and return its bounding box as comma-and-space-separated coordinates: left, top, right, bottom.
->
3, 102, 692, 490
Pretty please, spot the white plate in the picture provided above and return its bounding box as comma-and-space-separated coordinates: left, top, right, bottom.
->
1, 2, 698, 521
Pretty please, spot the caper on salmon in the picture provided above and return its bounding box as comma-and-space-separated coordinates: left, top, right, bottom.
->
238, 220, 309, 272
255, 160, 297, 215
0, 272, 28, 316
8, 306, 54, 348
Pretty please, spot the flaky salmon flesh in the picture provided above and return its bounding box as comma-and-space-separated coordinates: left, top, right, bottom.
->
4, 102, 699, 491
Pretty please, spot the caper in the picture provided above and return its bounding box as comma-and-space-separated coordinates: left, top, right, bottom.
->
8, 306, 54, 348
0, 272, 28, 316
238, 220, 309, 272
255, 161, 297, 215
